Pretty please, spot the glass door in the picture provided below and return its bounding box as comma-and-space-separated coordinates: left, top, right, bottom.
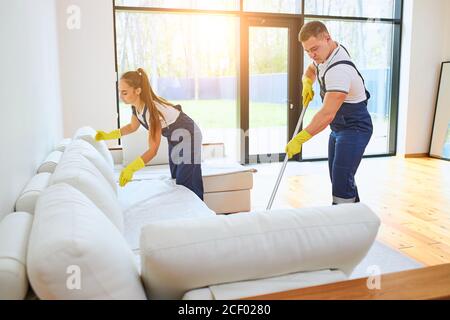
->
241, 17, 302, 164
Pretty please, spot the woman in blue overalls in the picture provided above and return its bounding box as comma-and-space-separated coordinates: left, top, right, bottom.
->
95, 68, 204, 200
286, 21, 373, 205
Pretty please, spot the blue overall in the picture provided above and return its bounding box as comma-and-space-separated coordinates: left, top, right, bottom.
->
317, 58, 373, 205
132, 105, 204, 200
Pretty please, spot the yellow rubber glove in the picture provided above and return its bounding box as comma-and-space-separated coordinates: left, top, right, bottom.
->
95, 129, 121, 141
119, 157, 145, 187
285, 130, 313, 159
302, 76, 314, 108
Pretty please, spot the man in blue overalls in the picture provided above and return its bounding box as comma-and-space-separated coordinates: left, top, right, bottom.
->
285, 21, 373, 205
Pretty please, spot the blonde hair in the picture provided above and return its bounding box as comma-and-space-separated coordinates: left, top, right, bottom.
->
121, 68, 175, 137
299, 21, 330, 42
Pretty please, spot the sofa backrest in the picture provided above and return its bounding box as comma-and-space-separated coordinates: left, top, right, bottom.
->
0, 212, 33, 300
37, 151, 63, 174
64, 139, 117, 195
15, 172, 51, 215
73, 126, 114, 169
49, 148, 123, 233
28, 183, 147, 300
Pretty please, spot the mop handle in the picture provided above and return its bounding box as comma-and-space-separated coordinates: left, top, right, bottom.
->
266, 106, 308, 211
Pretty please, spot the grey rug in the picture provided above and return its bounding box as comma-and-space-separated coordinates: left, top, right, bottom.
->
350, 241, 423, 280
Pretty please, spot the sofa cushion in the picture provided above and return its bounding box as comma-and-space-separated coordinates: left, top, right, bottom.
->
73, 126, 114, 169
0, 212, 33, 300
54, 138, 73, 152
140, 203, 380, 299
203, 171, 253, 193
119, 161, 255, 214
37, 151, 62, 174
28, 183, 146, 300
182, 269, 348, 300
200, 160, 256, 192
130, 161, 255, 186
119, 179, 215, 250
204, 190, 251, 214
64, 139, 117, 195
15, 172, 51, 215
50, 150, 123, 232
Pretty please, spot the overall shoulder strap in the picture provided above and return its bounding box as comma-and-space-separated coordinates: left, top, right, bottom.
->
132, 106, 150, 130
142, 106, 150, 128
322, 60, 370, 100
314, 63, 321, 86
340, 45, 351, 57
323, 61, 359, 79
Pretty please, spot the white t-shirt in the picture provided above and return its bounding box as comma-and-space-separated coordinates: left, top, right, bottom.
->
134, 101, 180, 129
314, 43, 367, 104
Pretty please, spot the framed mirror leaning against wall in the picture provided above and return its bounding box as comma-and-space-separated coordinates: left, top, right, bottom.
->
430, 61, 450, 161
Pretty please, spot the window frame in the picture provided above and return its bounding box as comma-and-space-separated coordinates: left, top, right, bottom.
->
112, 0, 403, 163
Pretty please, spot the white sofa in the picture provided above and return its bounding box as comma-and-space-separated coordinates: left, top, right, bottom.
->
1, 127, 381, 300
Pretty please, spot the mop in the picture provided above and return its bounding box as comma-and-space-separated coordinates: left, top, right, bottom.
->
266, 105, 308, 210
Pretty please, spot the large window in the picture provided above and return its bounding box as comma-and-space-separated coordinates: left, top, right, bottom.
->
244, 0, 302, 14
114, 0, 403, 163
249, 26, 289, 156
116, 0, 239, 11
304, 0, 397, 18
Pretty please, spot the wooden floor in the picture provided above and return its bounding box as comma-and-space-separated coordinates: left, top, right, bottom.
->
247, 263, 450, 300
251, 156, 450, 267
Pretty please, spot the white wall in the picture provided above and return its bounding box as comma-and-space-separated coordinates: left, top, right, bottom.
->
444, 0, 450, 61
56, 0, 117, 143
398, 0, 450, 155
0, 0, 63, 219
